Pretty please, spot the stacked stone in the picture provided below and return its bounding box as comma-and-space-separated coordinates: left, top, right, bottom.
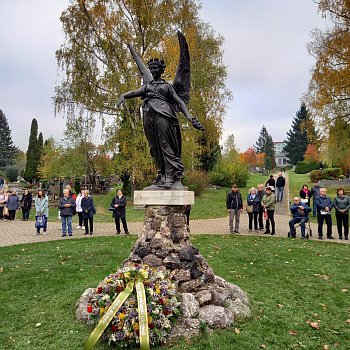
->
76, 198, 250, 340
124, 205, 250, 337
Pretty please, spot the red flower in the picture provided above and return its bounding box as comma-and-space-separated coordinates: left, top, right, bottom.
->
111, 325, 118, 332
158, 298, 165, 305
97, 287, 103, 294
163, 309, 171, 316
87, 304, 93, 313
148, 323, 155, 330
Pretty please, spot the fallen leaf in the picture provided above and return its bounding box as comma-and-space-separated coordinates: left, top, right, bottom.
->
260, 345, 267, 349
234, 328, 240, 334
35, 323, 42, 327
309, 321, 320, 330
323, 345, 330, 350
341, 288, 348, 293
277, 304, 284, 308
0, 266, 3, 273
288, 329, 297, 336
314, 273, 329, 280
346, 319, 350, 324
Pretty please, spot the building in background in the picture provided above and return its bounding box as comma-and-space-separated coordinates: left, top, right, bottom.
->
274, 141, 290, 167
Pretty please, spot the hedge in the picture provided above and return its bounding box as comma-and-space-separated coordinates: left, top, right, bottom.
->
309, 168, 342, 182
295, 161, 319, 174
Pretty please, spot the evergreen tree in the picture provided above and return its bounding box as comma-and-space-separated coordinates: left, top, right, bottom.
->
284, 104, 310, 164
0, 109, 19, 168
255, 126, 275, 168
24, 118, 39, 182
37, 132, 44, 159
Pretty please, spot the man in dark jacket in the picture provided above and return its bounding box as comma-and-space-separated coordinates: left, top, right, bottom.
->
289, 197, 311, 239
275, 173, 286, 202
58, 189, 76, 237
226, 184, 243, 233
256, 184, 265, 230
315, 188, 333, 239
265, 175, 275, 188
310, 181, 320, 217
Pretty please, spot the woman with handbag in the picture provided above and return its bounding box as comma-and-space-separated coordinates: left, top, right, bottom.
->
81, 190, 95, 235
34, 189, 49, 235
247, 187, 260, 232
20, 189, 32, 221
111, 189, 129, 235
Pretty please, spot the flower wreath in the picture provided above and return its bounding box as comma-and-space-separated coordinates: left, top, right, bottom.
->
86, 264, 180, 348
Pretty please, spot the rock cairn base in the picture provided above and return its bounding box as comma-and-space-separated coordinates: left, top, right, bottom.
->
77, 204, 250, 340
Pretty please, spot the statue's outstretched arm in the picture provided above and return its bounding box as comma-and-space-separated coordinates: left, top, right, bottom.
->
172, 91, 205, 131
116, 86, 144, 108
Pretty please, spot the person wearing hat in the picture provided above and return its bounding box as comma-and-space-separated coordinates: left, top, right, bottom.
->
262, 186, 276, 235
226, 184, 243, 233
310, 181, 320, 217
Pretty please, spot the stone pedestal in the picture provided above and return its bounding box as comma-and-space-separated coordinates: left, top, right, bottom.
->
134, 190, 194, 206
76, 190, 250, 340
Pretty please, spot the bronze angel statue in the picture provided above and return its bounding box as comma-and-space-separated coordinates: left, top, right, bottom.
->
117, 31, 204, 190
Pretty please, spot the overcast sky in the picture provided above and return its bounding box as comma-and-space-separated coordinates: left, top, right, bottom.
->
0, 0, 326, 152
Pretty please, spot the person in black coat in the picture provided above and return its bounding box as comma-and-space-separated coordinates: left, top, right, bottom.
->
111, 189, 129, 235
265, 175, 275, 188
81, 190, 95, 235
20, 189, 32, 221
275, 173, 286, 202
256, 184, 266, 230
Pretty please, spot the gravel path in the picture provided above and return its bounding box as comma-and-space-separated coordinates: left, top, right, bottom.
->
0, 173, 348, 247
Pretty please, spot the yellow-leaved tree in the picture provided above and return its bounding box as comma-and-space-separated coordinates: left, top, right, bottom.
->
55, 0, 231, 193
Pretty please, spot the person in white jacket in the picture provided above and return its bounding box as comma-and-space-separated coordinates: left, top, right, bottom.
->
75, 189, 85, 229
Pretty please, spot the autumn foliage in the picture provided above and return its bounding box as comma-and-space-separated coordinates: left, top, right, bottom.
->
239, 147, 265, 168
303, 144, 319, 163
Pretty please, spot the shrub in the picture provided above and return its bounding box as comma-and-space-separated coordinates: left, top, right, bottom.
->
310, 167, 342, 182
5, 166, 19, 182
295, 161, 319, 174
183, 170, 209, 196
210, 160, 249, 188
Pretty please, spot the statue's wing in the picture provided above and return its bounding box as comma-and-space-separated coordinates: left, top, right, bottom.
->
127, 43, 153, 84
172, 31, 191, 105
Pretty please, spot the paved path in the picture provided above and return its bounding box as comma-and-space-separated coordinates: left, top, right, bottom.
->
0, 173, 347, 247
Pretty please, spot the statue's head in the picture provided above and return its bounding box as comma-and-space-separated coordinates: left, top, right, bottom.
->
148, 58, 166, 77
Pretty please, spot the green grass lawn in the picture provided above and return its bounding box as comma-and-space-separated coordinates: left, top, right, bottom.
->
26, 172, 268, 223
1, 235, 349, 350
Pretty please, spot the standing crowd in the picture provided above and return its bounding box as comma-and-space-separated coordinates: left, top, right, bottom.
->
226, 174, 286, 236
226, 173, 350, 241
0, 185, 130, 238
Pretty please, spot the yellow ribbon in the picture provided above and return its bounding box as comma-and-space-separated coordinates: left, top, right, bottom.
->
136, 279, 150, 350
84, 270, 149, 350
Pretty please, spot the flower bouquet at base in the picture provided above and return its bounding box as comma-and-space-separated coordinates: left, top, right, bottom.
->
86, 264, 181, 348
